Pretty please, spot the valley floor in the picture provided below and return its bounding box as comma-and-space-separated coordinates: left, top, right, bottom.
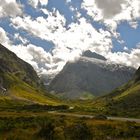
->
0, 109, 140, 140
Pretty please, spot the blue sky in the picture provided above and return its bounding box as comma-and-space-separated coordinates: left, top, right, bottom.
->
0, 0, 140, 75
117, 21, 140, 49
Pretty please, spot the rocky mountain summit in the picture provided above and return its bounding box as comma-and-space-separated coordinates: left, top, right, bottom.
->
48, 50, 136, 99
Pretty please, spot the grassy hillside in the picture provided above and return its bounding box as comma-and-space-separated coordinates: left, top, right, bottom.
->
0, 44, 61, 107
68, 67, 140, 118
91, 67, 140, 118
0, 73, 61, 106
105, 82, 140, 117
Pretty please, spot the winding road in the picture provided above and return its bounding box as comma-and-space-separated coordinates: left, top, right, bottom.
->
48, 112, 140, 123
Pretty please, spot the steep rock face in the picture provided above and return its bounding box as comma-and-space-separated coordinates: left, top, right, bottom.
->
0, 44, 40, 88
48, 51, 135, 99
135, 67, 140, 82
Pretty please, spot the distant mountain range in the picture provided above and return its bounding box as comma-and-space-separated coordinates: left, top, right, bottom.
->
48, 50, 136, 99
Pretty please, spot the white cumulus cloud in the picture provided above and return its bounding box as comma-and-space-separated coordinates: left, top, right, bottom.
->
0, 27, 11, 46
11, 11, 115, 75
0, 0, 22, 18
29, 0, 48, 8
82, 0, 140, 32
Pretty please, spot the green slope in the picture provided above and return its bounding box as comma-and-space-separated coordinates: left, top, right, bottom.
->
0, 44, 61, 107
0, 73, 60, 106
93, 67, 140, 117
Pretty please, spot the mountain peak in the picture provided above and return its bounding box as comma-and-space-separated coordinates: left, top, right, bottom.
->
82, 50, 107, 61
48, 54, 135, 99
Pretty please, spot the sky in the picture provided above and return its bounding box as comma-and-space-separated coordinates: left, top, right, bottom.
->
0, 0, 140, 77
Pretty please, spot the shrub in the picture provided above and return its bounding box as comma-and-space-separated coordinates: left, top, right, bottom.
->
38, 122, 55, 140
65, 123, 93, 140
